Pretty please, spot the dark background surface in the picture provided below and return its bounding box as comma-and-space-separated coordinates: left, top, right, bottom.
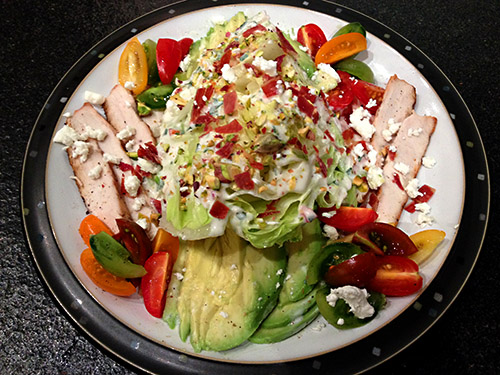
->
1, 0, 499, 374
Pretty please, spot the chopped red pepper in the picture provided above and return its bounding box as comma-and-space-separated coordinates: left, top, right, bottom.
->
392, 173, 405, 191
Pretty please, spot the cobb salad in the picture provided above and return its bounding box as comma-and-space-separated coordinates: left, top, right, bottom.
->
54, 11, 446, 354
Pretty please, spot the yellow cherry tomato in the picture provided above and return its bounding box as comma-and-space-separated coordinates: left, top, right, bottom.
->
409, 230, 446, 265
315, 32, 367, 65
118, 37, 148, 95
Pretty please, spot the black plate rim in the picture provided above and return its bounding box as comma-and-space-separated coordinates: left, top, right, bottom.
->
21, 0, 490, 374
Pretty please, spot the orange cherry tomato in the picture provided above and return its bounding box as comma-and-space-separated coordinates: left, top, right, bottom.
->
315, 32, 367, 65
79, 214, 114, 248
80, 248, 137, 297
152, 228, 179, 264
118, 37, 148, 95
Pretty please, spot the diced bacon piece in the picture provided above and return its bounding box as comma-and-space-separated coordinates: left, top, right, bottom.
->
234, 170, 255, 190
262, 76, 282, 98
223, 90, 238, 115
215, 119, 242, 134
243, 24, 267, 38
103, 85, 155, 151
215, 142, 234, 158
375, 112, 437, 224
69, 103, 154, 227
214, 49, 232, 74
209, 200, 230, 219
275, 27, 297, 56
370, 76, 416, 165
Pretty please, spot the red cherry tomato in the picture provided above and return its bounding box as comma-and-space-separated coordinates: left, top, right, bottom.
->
324, 252, 378, 288
350, 78, 385, 114
297, 24, 327, 57
178, 37, 193, 57
317, 206, 378, 233
156, 38, 182, 84
366, 255, 423, 296
354, 222, 418, 256
141, 252, 173, 318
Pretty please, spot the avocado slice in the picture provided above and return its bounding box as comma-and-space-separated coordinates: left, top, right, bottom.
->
249, 303, 320, 344
280, 219, 325, 304
261, 284, 319, 329
175, 228, 286, 352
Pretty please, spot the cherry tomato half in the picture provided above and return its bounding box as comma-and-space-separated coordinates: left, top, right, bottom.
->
317, 206, 378, 233
366, 255, 423, 297
350, 78, 385, 114
156, 38, 183, 85
115, 219, 152, 266
118, 37, 148, 95
178, 38, 193, 57
141, 252, 173, 318
326, 71, 354, 112
315, 32, 367, 65
353, 222, 418, 256
297, 24, 327, 58
152, 228, 180, 264
324, 252, 377, 288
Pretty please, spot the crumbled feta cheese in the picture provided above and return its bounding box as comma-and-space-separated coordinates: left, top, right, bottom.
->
103, 153, 122, 165
415, 212, 435, 227
422, 156, 436, 169
415, 202, 431, 215
405, 178, 421, 199
388, 145, 397, 153
349, 106, 375, 140
253, 56, 277, 76
367, 166, 385, 189
408, 127, 423, 137
62, 112, 71, 118
174, 272, 184, 281
230, 264, 237, 270
311, 322, 326, 331
136, 217, 149, 230
125, 139, 135, 152
54, 125, 81, 147
312, 63, 341, 92
124, 81, 136, 90
137, 158, 161, 174
88, 164, 102, 180
219, 311, 228, 319
72, 141, 91, 162
82, 126, 107, 141
276, 269, 283, 276
367, 149, 378, 166
84, 90, 105, 105
322, 211, 334, 218
323, 225, 339, 240
382, 129, 393, 143
353, 143, 365, 158
221, 64, 237, 83
124, 175, 141, 197
336, 318, 345, 326
179, 54, 192, 72
394, 162, 410, 175
116, 126, 136, 140
365, 98, 377, 108
382, 118, 401, 142
132, 196, 146, 211
326, 286, 375, 319
298, 44, 309, 53
276, 282, 281, 289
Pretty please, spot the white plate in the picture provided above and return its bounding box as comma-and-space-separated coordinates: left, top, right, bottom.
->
45, 3, 464, 364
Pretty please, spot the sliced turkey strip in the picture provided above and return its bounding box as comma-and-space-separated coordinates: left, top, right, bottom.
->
70, 103, 155, 224
370, 75, 416, 165
375, 112, 437, 224
103, 84, 155, 151
66, 122, 130, 233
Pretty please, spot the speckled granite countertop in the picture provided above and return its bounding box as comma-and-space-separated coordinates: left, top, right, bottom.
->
1, 0, 499, 374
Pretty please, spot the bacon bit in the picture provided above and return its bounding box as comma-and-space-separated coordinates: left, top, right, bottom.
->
243, 24, 267, 38
224, 41, 239, 52
275, 54, 285, 72
275, 27, 297, 56
151, 198, 162, 213
215, 119, 243, 134
327, 158, 333, 167
387, 148, 397, 161
324, 129, 335, 142
250, 160, 264, 170
313, 145, 320, 154
234, 170, 254, 190
392, 173, 405, 191
342, 128, 355, 144
138, 142, 161, 164
262, 127, 267, 134
262, 76, 282, 98
404, 184, 436, 212
302, 144, 308, 155
223, 90, 238, 115
317, 156, 328, 177
209, 200, 230, 219
216, 142, 234, 158
368, 192, 379, 208
194, 113, 217, 125
214, 49, 232, 74
191, 85, 214, 122
119, 162, 134, 172
297, 95, 319, 123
